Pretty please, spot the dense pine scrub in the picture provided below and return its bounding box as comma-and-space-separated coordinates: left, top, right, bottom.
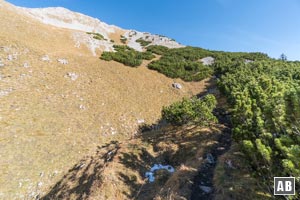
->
101, 44, 269, 81
146, 45, 169, 55
147, 46, 214, 81
216, 59, 300, 198
100, 45, 155, 67
146, 46, 268, 82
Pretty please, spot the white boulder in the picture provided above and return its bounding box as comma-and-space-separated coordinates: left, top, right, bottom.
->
41, 55, 50, 62
200, 57, 215, 66
58, 58, 68, 64
172, 83, 182, 89
65, 72, 78, 81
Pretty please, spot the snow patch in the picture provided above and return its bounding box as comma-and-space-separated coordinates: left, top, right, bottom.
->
145, 164, 175, 182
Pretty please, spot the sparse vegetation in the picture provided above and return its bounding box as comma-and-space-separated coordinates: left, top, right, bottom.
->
136, 38, 151, 47
162, 94, 217, 126
100, 45, 155, 67
87, 32, 105, 40
120, 35, 127, 44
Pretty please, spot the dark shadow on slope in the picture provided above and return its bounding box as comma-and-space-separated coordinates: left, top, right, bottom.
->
196, 77, 217, 99
41, 141, 120, 200
118, 78, 233, 200
118, 122, 227, 199
190, 108, 232, 200
118, 147, 156, 199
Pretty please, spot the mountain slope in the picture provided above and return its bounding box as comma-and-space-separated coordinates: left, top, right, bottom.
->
0, 1, 207, 199
14, 3, 184, 55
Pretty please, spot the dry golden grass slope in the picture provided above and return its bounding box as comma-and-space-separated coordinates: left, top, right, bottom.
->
0, 0, 209, 199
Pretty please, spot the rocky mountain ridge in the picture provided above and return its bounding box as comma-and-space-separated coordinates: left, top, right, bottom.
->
13, 2, 184, 55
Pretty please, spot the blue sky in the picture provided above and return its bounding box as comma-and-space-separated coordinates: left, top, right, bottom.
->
7, 0, 300, 60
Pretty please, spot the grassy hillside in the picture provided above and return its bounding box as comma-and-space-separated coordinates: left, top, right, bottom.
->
0, 2, 208, 199
2, 0, 299, 199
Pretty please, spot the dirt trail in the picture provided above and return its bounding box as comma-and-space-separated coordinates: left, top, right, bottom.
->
190, 107, 232, 200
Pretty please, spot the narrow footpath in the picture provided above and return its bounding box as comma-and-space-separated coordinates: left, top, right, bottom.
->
190, 107, 232, 200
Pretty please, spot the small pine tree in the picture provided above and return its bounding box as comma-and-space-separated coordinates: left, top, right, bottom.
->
279, 53, 287, 61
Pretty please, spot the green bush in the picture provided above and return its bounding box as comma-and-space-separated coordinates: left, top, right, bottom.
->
136, 38, 152, 47
216, 58, 300, 197
101, 43, 269, 83
146, 46, 215, 81
120, 36, 127, 44
146, 45, 169, 55
162, 94, 217, 126
100, 45, 154, 67
87, 32, 105, 40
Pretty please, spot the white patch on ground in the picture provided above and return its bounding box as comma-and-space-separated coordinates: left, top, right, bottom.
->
200, 56, 215, 65
172, 83, 182, 89
79, 104, 86, 110
7, 54, 14, 61
137, 119, 145, 124
57, 58, 68, 64
0, 60, 4, 67
123, 31, 144, 51
41, 55, 50, 62
72, 32, 114, 56
145, 164, 175, 182
100, 124, 118, 136
23, 62, 30, 68
64, 72, 78, 81
0, 88, 13, 97
123, 30, 185, 52
244, 59, 254, 64
18, 7, 118, 39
